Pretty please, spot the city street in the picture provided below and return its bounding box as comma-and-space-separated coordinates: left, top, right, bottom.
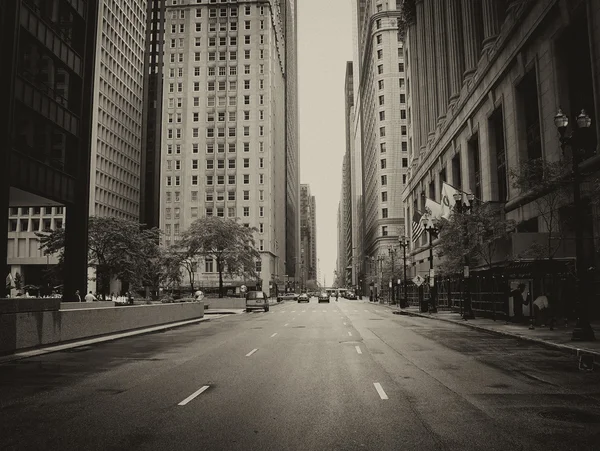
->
1, 298, 600, 450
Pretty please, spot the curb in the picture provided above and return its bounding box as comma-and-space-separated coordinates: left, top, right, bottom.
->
399, 309, 600, 359
0, 316, 221, 365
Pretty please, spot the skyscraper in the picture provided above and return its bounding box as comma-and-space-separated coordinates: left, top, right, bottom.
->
351, 0, 409, 296
159, 0, 298, 294
300, 184, 317, 288
0, 0, 100, 299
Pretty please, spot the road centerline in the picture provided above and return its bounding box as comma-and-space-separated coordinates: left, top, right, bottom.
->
373, 383, 388, 400
178, 385, 210, 406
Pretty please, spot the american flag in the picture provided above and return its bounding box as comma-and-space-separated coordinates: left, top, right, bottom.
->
412, 210, 424, 243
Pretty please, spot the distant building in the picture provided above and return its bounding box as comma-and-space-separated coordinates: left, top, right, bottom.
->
300, 184, 317, 289
157, 1, 298, 294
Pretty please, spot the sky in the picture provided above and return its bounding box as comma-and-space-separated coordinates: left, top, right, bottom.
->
297, 0, 353, 286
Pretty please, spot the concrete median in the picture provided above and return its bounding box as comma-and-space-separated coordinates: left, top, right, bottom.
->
0, 298, 204, 355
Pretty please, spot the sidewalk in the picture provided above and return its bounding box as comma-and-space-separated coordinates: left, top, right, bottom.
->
385, 304, 600, 358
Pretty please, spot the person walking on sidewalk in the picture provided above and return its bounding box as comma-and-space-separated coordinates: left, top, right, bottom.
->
511, 283, 526, 322
533, 293, 551, 327
84, 291, 97, 302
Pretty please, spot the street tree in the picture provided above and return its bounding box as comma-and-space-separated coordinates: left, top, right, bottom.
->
510, 157, 573, 261
436, 201, 516, 275
37, 217, 161, 298
179, 216, 261, 298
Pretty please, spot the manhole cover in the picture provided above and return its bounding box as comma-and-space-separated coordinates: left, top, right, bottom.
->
538, 408, 600, 424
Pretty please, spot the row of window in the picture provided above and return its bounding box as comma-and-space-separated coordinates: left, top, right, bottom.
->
168, 110, 266, 122
166, 141, 265, 154
165, 173, 264, 186
9, 207, 64, 216
8, 218, 62, 232
166, 158, 265, 170
165, 189, 265, 202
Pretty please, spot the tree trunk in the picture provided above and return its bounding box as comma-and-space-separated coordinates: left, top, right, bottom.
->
218, 258, 224, 298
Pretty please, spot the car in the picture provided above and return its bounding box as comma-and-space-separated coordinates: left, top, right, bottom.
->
245, 291, 270, 312
297, 293, 310, 303
277, 292, 299, 302
345, 291, 357, 300
318, 292, 330, 303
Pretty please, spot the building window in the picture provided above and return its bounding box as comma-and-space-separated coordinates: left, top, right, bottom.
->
379, 95, 384, 105
452, 153, 462, 189
243, 206, 250, 217
380, 159, 386, 169
517, 69, 542, 161
468, 134, 481, 200
381, 175, 387, 186
378, 80, 384, 90
379, 127, 385, 137
377, 49, 383, 59
382, 226, 388, 236
382, 208, 388, 219
381, 191, 388, 202
402, 158, 408, 168
490, 106, 507, 202
379, 111, 385, 121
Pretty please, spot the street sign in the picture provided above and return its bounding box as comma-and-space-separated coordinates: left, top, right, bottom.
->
240, 285, 247, 293
412, 275, 424, 286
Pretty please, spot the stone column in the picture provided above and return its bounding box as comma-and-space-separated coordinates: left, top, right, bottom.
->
433, 0, 448, 123
408, 23, 421, 153
424, 0, 438, 136
416, 0, 429, 148
446, 0, 464, 104
482, 0, 500, 51
461, 0, 480, 82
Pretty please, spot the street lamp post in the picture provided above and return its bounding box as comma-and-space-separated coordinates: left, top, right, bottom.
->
377, 255, 385, 303
399, 235, 409, 308
422, 214, 440, 313
554, 108, 595, 341
388, 248, 397, 305
453, 192, 476, 320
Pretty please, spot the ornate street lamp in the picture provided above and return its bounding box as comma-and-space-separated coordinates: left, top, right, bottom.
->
554, 108, 595, 341
422, 213, 440, 313
453, 192, 476, 320
388, 247, 397, 305
399, 235, 409, 309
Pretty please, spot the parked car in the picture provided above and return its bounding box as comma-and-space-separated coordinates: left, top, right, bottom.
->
277, 292, 299, 302
297, 293, 310, 303
345, 291, 357, 300
246, 291, 270, 312
318, 292, 330, 303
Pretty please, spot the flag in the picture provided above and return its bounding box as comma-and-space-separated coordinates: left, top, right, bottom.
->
425, 198, 443, 220
440, 182, 459, 219
5, 273, 14, 290
412, 210, 424, 243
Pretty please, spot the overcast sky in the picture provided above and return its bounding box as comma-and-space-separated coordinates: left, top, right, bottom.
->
297, 0, 353, 286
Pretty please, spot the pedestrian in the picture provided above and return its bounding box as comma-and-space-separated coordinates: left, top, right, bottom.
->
533, 293, 550, 326
84, 291, 97, 302
75, 289, 82, 302
510, 283, 526, 322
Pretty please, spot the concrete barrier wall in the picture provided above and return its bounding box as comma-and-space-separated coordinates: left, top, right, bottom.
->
203, 297, 246, 309
0, 302, 204, 355
60, 301, 116, 310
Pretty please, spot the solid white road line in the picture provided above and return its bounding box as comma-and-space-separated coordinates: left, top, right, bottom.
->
246, 348, 258, 357
270, 333, 278, 338
178, 385, 210, 406
348, 331, 352, 336
374, 383, 388, 400
355, 346, 362, 354
292, 310, 296, 312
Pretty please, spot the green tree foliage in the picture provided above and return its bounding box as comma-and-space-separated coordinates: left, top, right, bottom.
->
37, 217, 162, 298
436, 202, 516, 275
179, 216, 261, 298
509, 157, 573, 260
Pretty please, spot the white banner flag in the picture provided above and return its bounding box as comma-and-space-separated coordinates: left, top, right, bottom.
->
440, 182, 459, 219
425, 198, 443, 220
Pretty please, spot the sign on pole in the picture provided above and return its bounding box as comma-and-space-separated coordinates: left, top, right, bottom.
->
412, 275, 424, 286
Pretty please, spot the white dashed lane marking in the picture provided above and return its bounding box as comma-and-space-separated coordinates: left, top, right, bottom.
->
374, 383, 388, 400
355, 346, 362, 355
246, 349, 258, 357
348, 331, 352, 336
178, 385, 210, 406
270, 333, 277, 338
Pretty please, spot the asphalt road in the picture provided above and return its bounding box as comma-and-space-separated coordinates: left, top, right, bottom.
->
1, 297, 600, 451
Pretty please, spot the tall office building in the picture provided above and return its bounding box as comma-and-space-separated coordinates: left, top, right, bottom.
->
159, 0, 296, 294
282, 0, 300, 292
141, 0, 167, 228
351, 0, 409, 297
89, 0, 147, 219
1, 0, 99, 299
300, 184, 317, 287
401, 0, 600, 318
